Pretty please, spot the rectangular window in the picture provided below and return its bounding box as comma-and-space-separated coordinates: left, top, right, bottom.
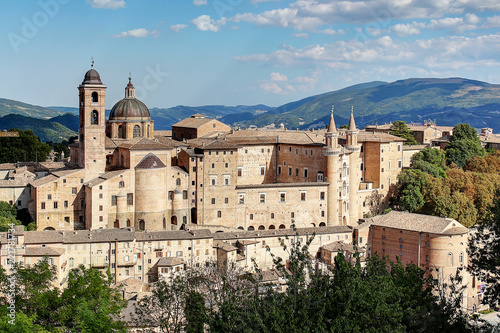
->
72, 187, 77, 195
224, 197, 228, 204
259, 193, 266, 203
99, 216, 103, 221
224, 175, 230, 186
65, 216, 70, 222
99, 205, 103, 211
238, 193, 245, 204
260, 166, 265, 176
211, 177, 216, 186
183, 190, 188, 199
211, 198, 215, 204
398, 159, 402, 168
53, 201, 58, 209
278, 166, 282, 175
127, 193, 133, 205
280, 192, 286, 202
320, 192, 325, 200
300, 192, 306, 201
111, 196, 117, 206
48, 194, 52, 200
237, 167, 242, 177
304, 168, 308, 178
177, 251, 182, 256
288, 168, 292, 176
99, 193, 103, 199
64, 201, 68, 208
41, 202, 45, 209
296, 168, 299, 177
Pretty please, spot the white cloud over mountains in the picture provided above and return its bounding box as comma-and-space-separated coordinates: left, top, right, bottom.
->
192, 15, 227, 32
112, 28, 157, 38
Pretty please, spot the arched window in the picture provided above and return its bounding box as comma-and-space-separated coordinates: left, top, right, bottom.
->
44, 227, 55, 231
171, 216, 177, 225
139, 219, 145, 230
237, 226, 244, 230
279, 224, 286, 229
342, 216, 346, 225
248, 226, 255, 231
91, 92, 98, 103
269, 225, 275, 230
114, 219, 119, 228
91, 110, 98, 125
127, 219, 131, 227
319, 222, 326, 227
258, 225, 265, 230
118, 125, 125, 139
176, 178, 181, 186
133, 125, 141, 138
147, 125, 150, 138
69, 258, 74, 267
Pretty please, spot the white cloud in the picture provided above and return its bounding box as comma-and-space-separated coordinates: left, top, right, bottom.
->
86, 0, 125, 9
293, 32, 309, 38
427, 14, 480, 33
316, 28, 344, 35
271, 72, 288, 81
231, 8, 322, 31
170, 24, 188, 33
193, 0, 207, 6
192, 15, 226, 32
389, 22, 425, 37
112, 28, 156, 38
230, 0, 500, 32
484, 15, 500, 28
260, 82, 284, 94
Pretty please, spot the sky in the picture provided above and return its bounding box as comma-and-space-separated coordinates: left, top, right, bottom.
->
2, 0, 500, 110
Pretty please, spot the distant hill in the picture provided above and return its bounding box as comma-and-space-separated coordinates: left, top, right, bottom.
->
0, 98, 65, 118
49, 113, 79, 132
241, 78, 500, 131
0, 114, 76, 142
5, 77, 500, 133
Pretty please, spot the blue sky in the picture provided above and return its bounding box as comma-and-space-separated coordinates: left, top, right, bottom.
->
2, 0, 500, 109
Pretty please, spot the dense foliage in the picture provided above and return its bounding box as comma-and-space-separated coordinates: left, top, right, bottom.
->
396, 125, 499, 228
0, 260, 127, 332
469, 189, 500, 308
0, 202, 22, 232
0, 129, 51, 163
133, 235, 488, 332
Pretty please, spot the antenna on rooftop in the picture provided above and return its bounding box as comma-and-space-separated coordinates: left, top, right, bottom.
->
91, 57, 94, 68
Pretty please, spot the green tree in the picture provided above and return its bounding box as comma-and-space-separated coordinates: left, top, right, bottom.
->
0, 201, 22, 231
59, 265, 127, 332
469, 189, 500, 307
184, 291, 207, 333
0, 129, 51, 163
445, 124, 485, 168
389, 121, 418, 145
397, 169, 426, 212
422, 192, 477, 228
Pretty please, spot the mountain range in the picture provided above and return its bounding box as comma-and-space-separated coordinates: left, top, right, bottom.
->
1, 77, 500, 142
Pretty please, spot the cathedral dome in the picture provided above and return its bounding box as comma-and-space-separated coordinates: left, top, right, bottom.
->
109, 77, 151, 120
82, 68, 103, 84
109, 98, 151, 119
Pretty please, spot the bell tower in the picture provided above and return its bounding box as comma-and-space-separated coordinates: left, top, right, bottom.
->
345, 106, 360, 225
78, 60, 107, 181
323, 106, 340, 226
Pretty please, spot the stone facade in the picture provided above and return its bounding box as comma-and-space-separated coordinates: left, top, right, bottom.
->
22, 68, 416, 233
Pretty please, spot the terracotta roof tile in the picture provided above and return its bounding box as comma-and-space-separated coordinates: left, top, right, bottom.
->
157, 257, 183, 266
172, 117, 214, 129
369, 211, 469, 234
214, 226, 351, 240
24, 246, 65, 256
135, 153, 166, 169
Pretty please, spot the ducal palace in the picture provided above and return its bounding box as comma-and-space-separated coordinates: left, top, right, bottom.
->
3, 66, 421, 233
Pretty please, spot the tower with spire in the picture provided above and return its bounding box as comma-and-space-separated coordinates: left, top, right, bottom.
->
323, 106, 340, 226
78, 59, 107, 181
345, 106, 360, 225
